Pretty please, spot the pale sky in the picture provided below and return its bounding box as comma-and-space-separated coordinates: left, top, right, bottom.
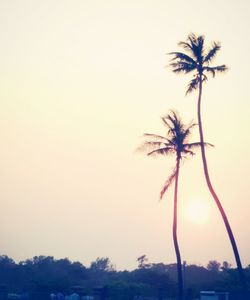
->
0, 0, 250, 270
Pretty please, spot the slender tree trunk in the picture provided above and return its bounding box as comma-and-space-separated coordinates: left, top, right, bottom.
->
197, 77, 247, 291
173, 157, 184, 300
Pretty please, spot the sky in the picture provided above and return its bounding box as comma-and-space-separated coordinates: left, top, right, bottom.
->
0, 0, 250, 271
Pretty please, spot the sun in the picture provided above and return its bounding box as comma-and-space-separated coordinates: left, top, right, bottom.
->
184, 198, 211, 224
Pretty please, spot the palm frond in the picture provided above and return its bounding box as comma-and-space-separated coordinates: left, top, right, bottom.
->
186, 122, 197, 131
204, 142, 214, 147
169, 61, 196, 74
178, 38, 198, 60
137, 141, 164, 153
161, 116, 170, 127
204, 67, 215, 77
204, 65, 228, 77
143, 133, 169, 141
183, 142, 214, 150
214, 65, 228, 72
181, 142, 214, 157
178, 41, 193, 53
187, 33, 204, 63
197, 35, 205, 58
162, 111, 184, 139
179, 122, 196, 141
202, 74, 208, 83
160, 166, 177, 199
162, 110, 180, 127
204, 42, 221, 63
169, 52, 197, 65
147, 146, 175, 157
186, 77, 199, 94
182, 149, 195, 156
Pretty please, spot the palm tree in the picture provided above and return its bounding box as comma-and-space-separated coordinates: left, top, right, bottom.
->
139, 111, 208, 300
168, 33, 247, 290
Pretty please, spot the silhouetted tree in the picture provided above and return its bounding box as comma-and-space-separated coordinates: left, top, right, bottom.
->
90, 257, 115, 272
137, 255, 150, 269
139, 111, 208, 300
88, 257, 116, 288
169, 33, 247, 291
221, 261, 232, 271
207, 260, 221, 272
0, 255, 16, 287
17, 256, 87, 293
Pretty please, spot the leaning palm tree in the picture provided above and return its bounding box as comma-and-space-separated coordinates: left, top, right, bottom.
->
169, 33, 247, 290
139, 111, 208, 300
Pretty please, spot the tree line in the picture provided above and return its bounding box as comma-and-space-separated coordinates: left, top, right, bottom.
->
0, 255, 249, 300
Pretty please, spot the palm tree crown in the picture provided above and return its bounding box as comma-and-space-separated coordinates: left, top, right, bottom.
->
169, 33, 228, 93
139, 111, 209, 199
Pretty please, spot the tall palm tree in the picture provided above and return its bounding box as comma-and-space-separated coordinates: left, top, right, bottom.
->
169, 33, 247, 290
139, 111, 207, 300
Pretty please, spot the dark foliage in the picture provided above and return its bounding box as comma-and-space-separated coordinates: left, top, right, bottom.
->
0, 255, 249, 300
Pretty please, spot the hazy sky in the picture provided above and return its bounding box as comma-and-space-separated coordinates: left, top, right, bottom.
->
0, 0, 250, 270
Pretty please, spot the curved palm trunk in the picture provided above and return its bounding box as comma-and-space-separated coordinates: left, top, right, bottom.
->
173, 156, 184, 300
197, 78, 247, 291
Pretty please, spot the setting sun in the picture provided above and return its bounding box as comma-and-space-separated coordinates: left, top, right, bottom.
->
184, 199, 211, 224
